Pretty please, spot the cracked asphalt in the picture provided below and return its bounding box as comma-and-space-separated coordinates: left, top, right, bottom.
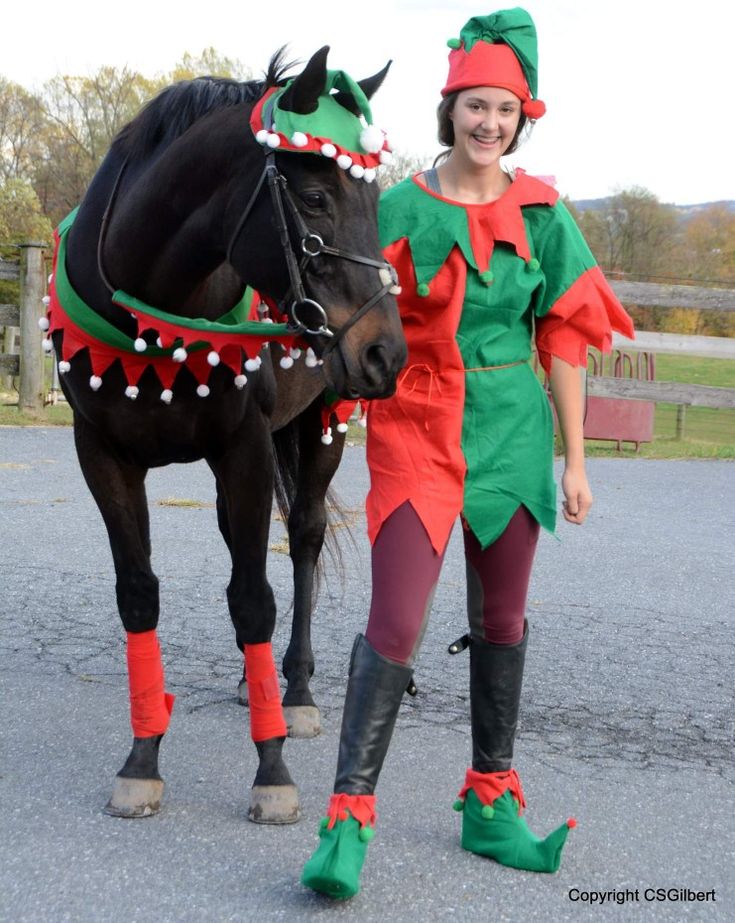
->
1, 426, 733, 923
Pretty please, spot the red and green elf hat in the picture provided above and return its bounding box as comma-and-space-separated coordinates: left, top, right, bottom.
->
442, 7, 546, 120
250, 69, 392, 182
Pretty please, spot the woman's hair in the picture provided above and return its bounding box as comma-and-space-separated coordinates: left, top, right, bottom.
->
434, 91, 528, 165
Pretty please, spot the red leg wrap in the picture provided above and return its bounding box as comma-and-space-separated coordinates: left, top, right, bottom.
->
126, 629, 175, 738
244, 642, 287, 742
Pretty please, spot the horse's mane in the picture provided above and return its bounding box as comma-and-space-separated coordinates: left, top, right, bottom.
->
116, 47, 297, 161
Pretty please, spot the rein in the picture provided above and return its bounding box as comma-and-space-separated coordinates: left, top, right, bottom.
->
226, 151, 397, 351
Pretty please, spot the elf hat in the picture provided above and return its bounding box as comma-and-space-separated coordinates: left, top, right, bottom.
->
250, 64, 392, 181
442, 8, 546, 120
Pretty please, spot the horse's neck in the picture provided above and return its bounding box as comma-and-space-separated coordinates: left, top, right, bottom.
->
104, 121, 256, 314
270, 361, 326, 431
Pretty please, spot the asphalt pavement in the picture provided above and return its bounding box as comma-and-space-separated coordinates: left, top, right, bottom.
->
1, 426, 733, 923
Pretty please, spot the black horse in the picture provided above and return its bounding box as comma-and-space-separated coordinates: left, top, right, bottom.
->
52, 46, 406, 824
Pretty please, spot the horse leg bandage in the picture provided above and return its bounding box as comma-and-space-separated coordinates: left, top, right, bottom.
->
126, 629, 175, 738
244, 643, 287, 741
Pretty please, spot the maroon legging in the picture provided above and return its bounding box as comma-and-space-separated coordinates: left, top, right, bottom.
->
366, 501, 539, 665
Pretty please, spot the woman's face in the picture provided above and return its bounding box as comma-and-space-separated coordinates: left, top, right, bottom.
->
450, 86, 522, 170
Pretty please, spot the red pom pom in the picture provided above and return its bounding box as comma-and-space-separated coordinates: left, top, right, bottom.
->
522, 98, 547, 120
567, 817, 577, 829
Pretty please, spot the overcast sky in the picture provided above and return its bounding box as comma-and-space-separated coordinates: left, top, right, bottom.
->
3, 0, 733, 205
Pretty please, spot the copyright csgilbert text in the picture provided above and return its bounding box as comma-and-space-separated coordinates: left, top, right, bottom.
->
567, 888, 716, 906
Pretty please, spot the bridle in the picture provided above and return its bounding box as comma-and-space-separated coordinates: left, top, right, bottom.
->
225, 150, 397, 355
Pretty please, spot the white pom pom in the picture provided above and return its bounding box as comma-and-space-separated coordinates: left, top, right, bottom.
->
89, 375, 103, 391
42, 338, 53, 352
160, 388, 173, 404
280, 355, 294, 370
196, 384, 210, 397
336, 154, 353, 170
58, 360, 71, 374
379, 150, 393, 165
172, 347, 187, 363
360, 124, 385, 154
291, 131, 309, 147
320, 142, 337, 158
156, 337, 163, 348
234, 374, 248, 389
349, 164, 365, 179
305, 348, 318, 367
255, 129, 269, 145
337, 422, 348, 433
363, 168, 377, 184
261, 316, 274, 324
125, 385, 139, 400
266, 132, 281, 148
134, 337, 147, 352
321, 428, 333, 445
38, 316, 50, 331
244, 356, 260, 372
42, 295, 51, 306
207, 350, 220, 366
290, 347, 302, 360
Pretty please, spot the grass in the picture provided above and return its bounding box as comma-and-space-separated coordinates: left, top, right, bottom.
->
2, 352, 733, 459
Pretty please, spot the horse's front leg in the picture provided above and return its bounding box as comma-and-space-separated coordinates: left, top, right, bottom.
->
208, 424, 299, 825
72, 416, 171, 818
281, 398, 347, 738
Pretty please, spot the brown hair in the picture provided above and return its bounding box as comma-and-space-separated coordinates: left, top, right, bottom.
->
434, 91, 528, 163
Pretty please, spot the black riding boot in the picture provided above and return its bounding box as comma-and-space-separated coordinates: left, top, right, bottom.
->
455, 623, 576, 872
302, 633, 412, 898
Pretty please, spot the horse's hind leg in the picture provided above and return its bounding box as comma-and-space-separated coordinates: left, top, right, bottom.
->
280, 399, 347, 738
209, 424, 299, 825
73, 417, 171, 817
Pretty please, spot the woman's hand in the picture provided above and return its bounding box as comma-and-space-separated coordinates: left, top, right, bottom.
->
561, 466, 592, 525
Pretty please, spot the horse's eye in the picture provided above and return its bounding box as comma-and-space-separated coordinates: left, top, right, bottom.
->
302, 192, 325, 210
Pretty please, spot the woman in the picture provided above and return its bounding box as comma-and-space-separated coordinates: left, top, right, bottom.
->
302, 7, 634, 898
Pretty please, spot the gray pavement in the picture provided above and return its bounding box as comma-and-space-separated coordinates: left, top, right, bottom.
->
1, 426, 733, 923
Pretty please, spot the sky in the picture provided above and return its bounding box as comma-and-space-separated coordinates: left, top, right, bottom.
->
2, 0, 733, 206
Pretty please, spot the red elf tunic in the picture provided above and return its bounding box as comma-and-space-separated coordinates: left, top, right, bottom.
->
366, 171, 634, 554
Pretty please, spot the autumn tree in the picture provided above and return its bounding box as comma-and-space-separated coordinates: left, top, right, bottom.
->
167, 47, 252, 82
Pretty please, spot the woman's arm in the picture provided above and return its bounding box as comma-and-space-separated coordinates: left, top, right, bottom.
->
548, 356, 593, 525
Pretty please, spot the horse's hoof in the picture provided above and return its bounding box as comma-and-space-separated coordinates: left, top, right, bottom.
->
104, 777, 164, 818
248, 784, 300, 825
283, 705, 321, 738
237, 678, 248, 706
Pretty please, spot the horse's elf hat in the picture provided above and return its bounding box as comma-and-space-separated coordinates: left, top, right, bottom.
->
442, 7, 546, 120
250, 69, 393, 182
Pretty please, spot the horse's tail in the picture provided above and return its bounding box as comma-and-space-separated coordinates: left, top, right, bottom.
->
271, 420, 351, 593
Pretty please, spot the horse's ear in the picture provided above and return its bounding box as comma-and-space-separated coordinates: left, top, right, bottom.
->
278, 45, 329, 115
333, 61, 392, 115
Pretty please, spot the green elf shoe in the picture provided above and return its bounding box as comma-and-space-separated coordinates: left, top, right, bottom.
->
454, 769, 575, 873
301, 794, 376, 899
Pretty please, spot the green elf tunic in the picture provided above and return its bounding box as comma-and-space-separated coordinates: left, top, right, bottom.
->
366, 170, 634, 554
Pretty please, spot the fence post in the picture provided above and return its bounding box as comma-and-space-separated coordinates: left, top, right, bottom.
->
675, 404, 687, 440
18, 243, 47, 414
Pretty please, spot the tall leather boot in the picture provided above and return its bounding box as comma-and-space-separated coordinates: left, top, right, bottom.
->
454, 623, 575, 873
302, 634, 412, 899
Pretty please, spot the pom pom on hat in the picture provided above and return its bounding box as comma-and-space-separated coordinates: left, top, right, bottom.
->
320, 142, 337, 158
360, 124, 384, 154
522, 98, 546, 120
337, 153, 353, 169
291, 131, 309, 147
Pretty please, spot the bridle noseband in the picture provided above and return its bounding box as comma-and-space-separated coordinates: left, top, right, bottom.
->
226, 151, 397, 354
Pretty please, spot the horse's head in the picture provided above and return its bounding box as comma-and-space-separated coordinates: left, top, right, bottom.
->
227, 47, 407, 399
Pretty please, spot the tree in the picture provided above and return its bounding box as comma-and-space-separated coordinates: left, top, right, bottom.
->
167, 47, 252, 82
577, 186, 680, 280
377, 150, 431, 190
0, 78, 46, 182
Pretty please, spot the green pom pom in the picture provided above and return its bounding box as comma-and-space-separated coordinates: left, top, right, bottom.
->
318, 817, 329, 833
527, 258, 540, 272
481, 804, 495, 819
417, 282, 430, 297
447, 38, 461, 49
479, 270, 494, 286
359, 825, 375, 843
453, 799, 465, 813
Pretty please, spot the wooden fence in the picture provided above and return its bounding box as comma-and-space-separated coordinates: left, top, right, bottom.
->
1, 248, 734, 422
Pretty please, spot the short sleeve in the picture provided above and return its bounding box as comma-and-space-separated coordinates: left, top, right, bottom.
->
530, 202, 635, 375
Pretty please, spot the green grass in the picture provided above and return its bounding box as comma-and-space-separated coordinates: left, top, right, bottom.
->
2, 352, 733, 459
